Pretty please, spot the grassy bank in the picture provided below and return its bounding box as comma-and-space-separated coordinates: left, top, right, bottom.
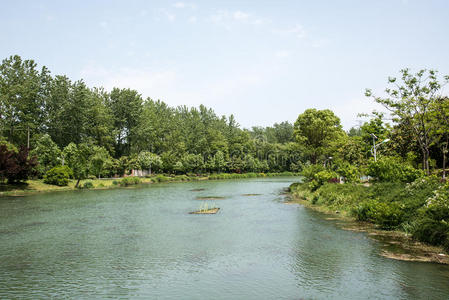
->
0, 172, 299, 197
289, 178, 449, 254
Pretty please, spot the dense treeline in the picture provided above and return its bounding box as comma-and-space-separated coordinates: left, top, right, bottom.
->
0, 55, 300, 185
292, 69, 449, 180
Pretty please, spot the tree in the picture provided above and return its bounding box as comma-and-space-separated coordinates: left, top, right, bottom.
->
63, 143, 92, 187
366, 69, 449, 174
294, 109, 344, 164
108, 88, 143, 157
30, 134, 61, 176
182, 153, 204, 173
0, 55, 51, 147
431, 97, 449, 178
272, 121, 294, 143
137, 151, 162, 174
90, 146, 111, 179
0, 145, 38, 183
116, 156, 129, 177
213, 151, 227, 173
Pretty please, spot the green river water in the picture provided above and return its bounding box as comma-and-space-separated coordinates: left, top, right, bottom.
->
0, 177, 448, 299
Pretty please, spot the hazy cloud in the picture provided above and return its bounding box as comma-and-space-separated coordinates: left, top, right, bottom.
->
173, 2, 197, 9
272, 24, 306, 39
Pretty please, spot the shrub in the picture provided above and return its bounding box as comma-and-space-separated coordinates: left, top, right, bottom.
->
412, 218, 449, 246
120, 177, 141, 186
336, 162, 360, 183
43, 165, 73, 186
351, 200, 404, 228
309, 170, 339, 191
112, 180, 119, 185
82, 181, 94, 189
0, 145, 38, 183
301, 164, 325, 182
367, 157, 424, 183
153, 175, 171, 182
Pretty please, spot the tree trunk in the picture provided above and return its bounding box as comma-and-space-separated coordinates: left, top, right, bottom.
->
443, 141, 448, 179
75, 178, 81, 188
422, 149, 430, 175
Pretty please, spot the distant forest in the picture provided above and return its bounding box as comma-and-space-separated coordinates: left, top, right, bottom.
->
0, 55, 299, 177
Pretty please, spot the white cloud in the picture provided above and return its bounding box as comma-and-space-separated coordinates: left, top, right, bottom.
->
330, 97, 388, 130
188, 16, 197, 23
156, 9, 176, 22
165, 12, 176, 22
173, 2, 196, 9
173, 2, 185, 8
208, 10, 268, 28
275, 50, 291, 58
99, 21, 108, 29
272, 24, 306, 39
80, 65, 178, 101
233, 10, 249, 21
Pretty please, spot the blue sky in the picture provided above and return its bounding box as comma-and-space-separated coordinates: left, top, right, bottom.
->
2, 0, 449, 129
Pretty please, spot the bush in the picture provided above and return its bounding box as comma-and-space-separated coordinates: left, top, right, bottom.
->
309, 170, 339, 191
412, 218, 449, 246
120, 177, 141, 186
367, 157, 424, 183
153, 175, 171, 182
335, 162, 360, 183
352, 200, 404, 229
43, 165, 73, 186
83, 181, 94, 189
301, 164, 325, 182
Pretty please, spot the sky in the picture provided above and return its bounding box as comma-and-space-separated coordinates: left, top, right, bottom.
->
1, 0, 449, 129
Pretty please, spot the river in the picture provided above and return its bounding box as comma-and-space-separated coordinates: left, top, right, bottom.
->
0, 177, 448, 299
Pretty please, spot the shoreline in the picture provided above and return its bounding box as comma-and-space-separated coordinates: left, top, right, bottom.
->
0, 173, 299, 198
285, 194, 449, 265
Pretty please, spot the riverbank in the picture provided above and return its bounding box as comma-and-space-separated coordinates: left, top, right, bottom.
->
0, 172, 299, 197
287, 180, 449, 264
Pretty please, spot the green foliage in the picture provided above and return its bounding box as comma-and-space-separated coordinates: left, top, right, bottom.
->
294, 109, 344, 164
63, 143, 92, 187
366, 69, 449, 174
367, 157, 424, 183
137, 151, 162, 172
291, 177, 449, 249
182, 153, 204, 173
152, 175, 172, 183
353, 200, 404, 229
412, 218, 449, 247
120, 177, 141, 186
89, 146, 112, 178
335, 161, 360, 183
31, 134, 61, 176
309, 170, 339, 191
300, 164, 325, 182
43, 165, 73, 186
82, 181, 94, 189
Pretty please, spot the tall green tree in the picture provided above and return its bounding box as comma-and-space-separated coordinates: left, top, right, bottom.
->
63, 143, 92, 187
90, 146, 111, 179
294, 109, 344, 164
108, 88, 143, 157
30, 134, 61, 176
0, 55, 51, 146
431, 97, 449, 178
366, 69, 449, 174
